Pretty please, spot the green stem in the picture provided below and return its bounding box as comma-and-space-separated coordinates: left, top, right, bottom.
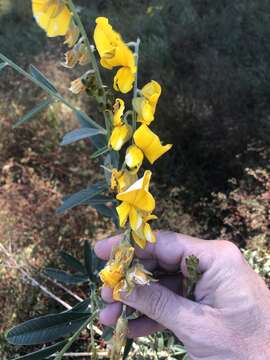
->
54, 312, 97, 360
0, 53, 104, 131
132, 38, 140, 132
67, 0, 111, 136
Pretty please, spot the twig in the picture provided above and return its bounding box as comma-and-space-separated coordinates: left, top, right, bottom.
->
40, 272, 84, 302
49, 351, 108, 358
0, 243, 103, 335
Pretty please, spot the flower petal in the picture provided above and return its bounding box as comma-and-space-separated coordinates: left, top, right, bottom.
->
116, 202, 131, 228
129, 207, 143, 231
134, 124, 172, 164
114, 67, 135, 94
125, 145, 144, 172
109, 124, 132, 151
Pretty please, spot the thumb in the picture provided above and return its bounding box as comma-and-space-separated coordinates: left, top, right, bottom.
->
121, 282, 212, 341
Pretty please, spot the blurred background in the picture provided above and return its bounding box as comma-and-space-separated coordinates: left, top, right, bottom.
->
1, 0, 270, 358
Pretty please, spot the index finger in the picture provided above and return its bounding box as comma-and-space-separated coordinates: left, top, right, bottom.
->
94, 230, 216, 274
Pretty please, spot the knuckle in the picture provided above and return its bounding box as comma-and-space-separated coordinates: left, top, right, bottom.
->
147, 287, 169, 322
219, 240, 243, 263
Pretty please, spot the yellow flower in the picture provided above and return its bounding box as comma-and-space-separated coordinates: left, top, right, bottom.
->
99, 243, 134, 288
109, 124, 132, 151
99, 262, 124, 288
113, 99, 125, 127
133, 81, 161, 125
64, 20, 80, 47
109, 99, 132, 151
116, 170, 155, 230
125, 145, 144, 173
113, 67, 135, 94
113, 279, 128, 301
32, 0, 72, 37
132, 214, 157, 248
111, 169, 138, 193
93, 17, 136, 93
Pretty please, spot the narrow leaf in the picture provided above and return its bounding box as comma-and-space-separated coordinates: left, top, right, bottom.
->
60, 127, 105, 146
60, 251, 86, 273
123, 338, 134, 359
13, 99, 52, 128
29, 64, 58, 93
91, 146, 109, 159
56, 181, 107, 213
75, 111, 107, 149
6, 312, 90, 345
84, 240, 93, 281
92, 204, 117, 219
67, 298, 91, 314
9, 340, 67, 360
44, 268, 88, 284
0, 62, 8, 72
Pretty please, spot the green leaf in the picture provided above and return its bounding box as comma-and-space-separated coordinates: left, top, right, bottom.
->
91, 146, 109, 159
29, 64, 58, 93
0, 62, 8, 72
9, 340, 67, 360
84, 240, 94, 281
101, 326, 114, 341
91, 204, 119, 227
6, 312, 90, 345
56, 181, 107, 213
86, 195, 114, 205
60, 251, 86, 273
44, 268, 88, 284
123, 338, 134, 359
13, 99, 52, 128
10, 340, 67, 360
67, 298, 91, 314
60, 127, 105, 146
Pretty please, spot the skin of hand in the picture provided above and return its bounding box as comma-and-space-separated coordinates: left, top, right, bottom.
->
95, 231, 270, 360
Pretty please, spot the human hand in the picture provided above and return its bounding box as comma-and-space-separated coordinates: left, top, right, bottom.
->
95, 231, 270, 360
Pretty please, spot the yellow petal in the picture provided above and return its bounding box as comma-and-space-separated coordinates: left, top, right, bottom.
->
116, 202, 131, 228
143, 223, 156, 243
125, 145, 144, 172
99, 263, 124, 288
32, 1, 72, 37
132, 230, 146, 249
114, 244, 134, 267
112, 279, 127, 301
109, 124, 132, 151
134, 124, 172, 164
116, 171, 155, 212
133, 98, 154, 125
114, 67, 135, 94
141, 80, 161, 111
113, 98, 125, 127
93, 17, 120, 59
129, 207, 143, 231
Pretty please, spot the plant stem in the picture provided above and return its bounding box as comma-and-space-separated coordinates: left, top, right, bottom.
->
132, 38, 140, 132
0, 53, 104, 131
54, 312, 97, 360
67, 0, 111, 135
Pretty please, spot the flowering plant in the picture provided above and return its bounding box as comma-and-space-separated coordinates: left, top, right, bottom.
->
1, 1, 172, 359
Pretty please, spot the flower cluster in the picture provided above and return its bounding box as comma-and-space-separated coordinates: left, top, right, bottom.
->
31, 0, 172, 319
100, 242, 154, 300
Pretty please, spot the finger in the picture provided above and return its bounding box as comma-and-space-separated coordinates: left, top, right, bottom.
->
99, 302, 122, 326
101, 286, 114, 303
120, 282, 213, 342
95, 234, 122, 260
127, 316, 164, 338
95, 231, 216, 275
